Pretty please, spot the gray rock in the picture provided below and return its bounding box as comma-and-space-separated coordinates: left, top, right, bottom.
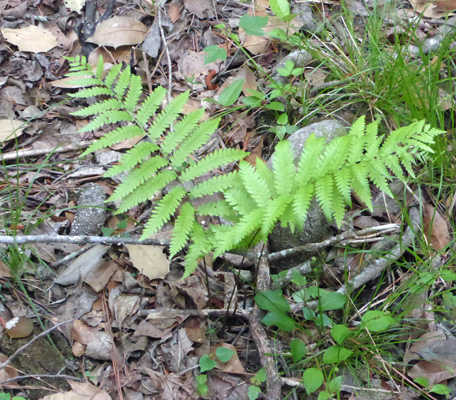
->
273, 50, 312, 85
70, 183, 107, 236
293, 4, 319, 33
268, 120, 347, 255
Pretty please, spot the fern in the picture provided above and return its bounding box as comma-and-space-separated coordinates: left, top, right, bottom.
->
66, 55, 443, 278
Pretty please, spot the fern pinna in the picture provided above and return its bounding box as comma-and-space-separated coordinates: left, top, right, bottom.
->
65, 56, 442, 277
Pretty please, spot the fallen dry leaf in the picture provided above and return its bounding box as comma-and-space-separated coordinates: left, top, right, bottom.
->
87, 16, 148, 48
168, 0, 183, 22
126, 245, 170, 280
0, 118, 24, 144
423, 204, 450, 250
1, 25, 58, 53
41, 380, 112, 400
0, 353, 18, 388
183, 0, 212, 18
211, 343, 245, 373
408, 0, 447, 17
409, 360, 456, 385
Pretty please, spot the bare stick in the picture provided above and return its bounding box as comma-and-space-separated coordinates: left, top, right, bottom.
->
1, 141, 93, 162
0, 234, 170, 247
0, 319, 76, 371
158, 0, 173, 102
249, 243, 282, 399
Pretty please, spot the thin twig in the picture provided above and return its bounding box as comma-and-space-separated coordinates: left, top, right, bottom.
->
158, 0, 173, 102
0, 234, 170, 247
268, 224, 400, 263
0, 319, 76, 372
0, 374, 83, 386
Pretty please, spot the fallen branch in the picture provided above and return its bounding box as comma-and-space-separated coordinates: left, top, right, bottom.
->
0, 141, 93, 162
249, 243, 282, 399
0, 234, 170, 247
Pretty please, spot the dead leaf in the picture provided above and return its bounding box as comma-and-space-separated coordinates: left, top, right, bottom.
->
423, 204, 450, 250
88, 47, 131, 66
0, 353, 19, 388
168, 0, 183, 22
55, 245, 109, 286
126, 245, 170, 280
408, 0, 448, 17
50, 75, 95, 89
239, 13, 303, 55
434, 0, 456, 12
183, 0, 212, 18
84, 260, 118, 292
0, 118, 24, 144
178, 50, 223, 78
210, 343, 245, 373
408, 360, 456, 385
87, 16, 148, 48
41, 380, 112, 400
1, 26, 58, 53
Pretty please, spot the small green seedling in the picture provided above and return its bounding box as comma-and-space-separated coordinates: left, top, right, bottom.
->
197, 347, 236, 396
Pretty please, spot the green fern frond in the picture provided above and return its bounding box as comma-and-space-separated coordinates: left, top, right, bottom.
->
104, 64, 123, 88
183, 222, 214, 278
189, 172, 239, 198
332, 187, 345, 227
315, 174, 334, 220
214, 208, 263, 257
111, 169, 177, 204
160, 109, 205, 155
224, 186, 257, 215
109, 156, 169, 199
114, 67, 132, 99
272, 141, 295, 196
170, 202, 195, 257
148, 91, 189, 140
72, 99, 123, 117
69, 87, 112, 98
104, 142, 159, 177
238, 161, 271, 208
292, 183, 314, 227
124, 74, 142, 111
180, 149, 247, 182
195, 200, 237, 219
170, 117, 220, 167
255, 158, 276, 196
261, 194, 291, 236
135, 86, 167, 126
82, 125, 144, 155
296, 134, 326, 185
334, 167, 352, 205
350, 164, 373, 211
141, 186, 187, 239
79, 110, 133, 133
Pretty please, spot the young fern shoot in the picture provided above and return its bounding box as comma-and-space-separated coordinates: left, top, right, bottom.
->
65, 56, 443, 277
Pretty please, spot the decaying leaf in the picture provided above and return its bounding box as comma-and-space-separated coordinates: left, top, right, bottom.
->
41, 380, 112, 400
1, 26, 58, 53
183, 0, 212, 18
0, 118, 24, 144
86, 16, 148, 48
408, 0, 447, 17
211, 343, 245, 373
423, 204, 450, 250
126, 245, 170, 280
0, 353, 18, 388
